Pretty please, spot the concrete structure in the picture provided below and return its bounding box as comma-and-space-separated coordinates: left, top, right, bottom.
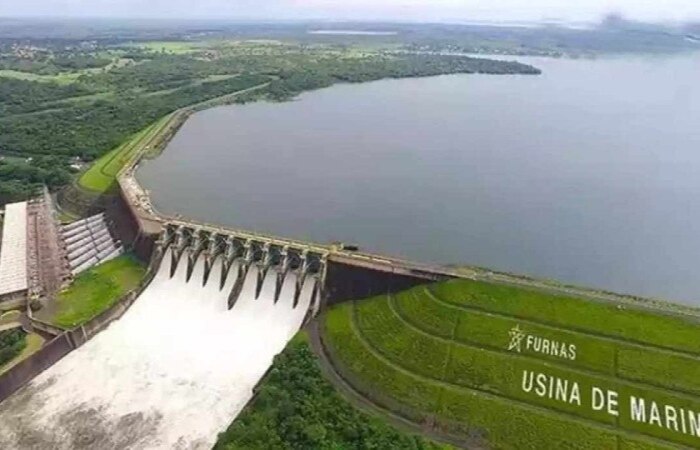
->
0, 233, 323, 448
61, 213, 123, 275
114, 148, 456, 310
155, 223, 325, 314
27, 189, 72, 299
0, 202, 28, 303
0, 137, 458, 446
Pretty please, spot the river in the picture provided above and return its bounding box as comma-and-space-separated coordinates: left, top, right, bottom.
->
138, 54, 700, 305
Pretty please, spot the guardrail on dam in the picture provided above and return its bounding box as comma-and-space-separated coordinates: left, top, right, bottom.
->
115, 165, 457, 310
101, 104, 463, 311
155, 223, 326, 315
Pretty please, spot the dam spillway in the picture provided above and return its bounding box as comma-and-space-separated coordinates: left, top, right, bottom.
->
0, 231, 323, 449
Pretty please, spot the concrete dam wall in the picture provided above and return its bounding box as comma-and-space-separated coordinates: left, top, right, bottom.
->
0, 236, 322, 449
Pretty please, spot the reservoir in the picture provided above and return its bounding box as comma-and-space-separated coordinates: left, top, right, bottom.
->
138, 54, 700, 305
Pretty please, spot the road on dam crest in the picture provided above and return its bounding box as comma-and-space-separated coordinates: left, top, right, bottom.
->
0, 248, 316, 449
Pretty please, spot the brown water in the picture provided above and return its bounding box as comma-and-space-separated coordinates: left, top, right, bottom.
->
138, 54, 700, 305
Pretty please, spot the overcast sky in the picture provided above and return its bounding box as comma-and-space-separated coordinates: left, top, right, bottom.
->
2, 0, 699, 23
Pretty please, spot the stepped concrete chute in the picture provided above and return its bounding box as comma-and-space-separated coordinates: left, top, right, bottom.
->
61, 213, 123, 275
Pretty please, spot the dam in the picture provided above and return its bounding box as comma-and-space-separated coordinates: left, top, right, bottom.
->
7, 58, 699, 449
0, 228, 324, 448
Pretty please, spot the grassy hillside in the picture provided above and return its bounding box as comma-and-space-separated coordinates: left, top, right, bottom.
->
42, 254, 145, 329
321, 279, 700, 449
78, 113, 175, 193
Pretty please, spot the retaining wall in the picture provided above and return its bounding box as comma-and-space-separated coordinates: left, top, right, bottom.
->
113, 185, 157, 262
0, 334, 73, 402
324, 258, 449, 307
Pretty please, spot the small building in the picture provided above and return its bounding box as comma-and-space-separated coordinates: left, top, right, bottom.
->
0, 202, 28, 304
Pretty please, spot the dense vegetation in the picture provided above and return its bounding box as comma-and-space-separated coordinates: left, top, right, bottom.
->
0, 78, 95, 115
0, 156, 73, 205
215, 334, 448, 450
0, 53, 537, 160
0, 73, 270, 160
0, 45, 111, 74
38, 254, 145, 329
322, 279, 700, 448
264, 54, 539, 100
0, 329, 27, 367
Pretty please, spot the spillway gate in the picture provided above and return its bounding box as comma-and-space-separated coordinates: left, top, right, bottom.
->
155, 223, 327, 315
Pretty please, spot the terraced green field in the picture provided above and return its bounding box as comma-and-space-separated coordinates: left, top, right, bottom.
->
321, 278, 700, 449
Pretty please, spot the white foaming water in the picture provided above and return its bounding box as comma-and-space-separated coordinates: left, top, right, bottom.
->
0, 249, 315, 449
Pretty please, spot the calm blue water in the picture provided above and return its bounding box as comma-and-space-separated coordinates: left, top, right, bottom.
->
139, 54, 700, 305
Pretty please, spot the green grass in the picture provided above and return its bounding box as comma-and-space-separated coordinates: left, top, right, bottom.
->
322, 280, 700, 449
324, 303, 623, 449
78, 114, 173, 193
0, 310, 20, 326
49, 254, 145, 329
393, 288, 700, 397
617, 349, 700, 396
41, 91, 114, 108
361, 294, 700, 433
432, 279, 700, 355
129, 41, 203, 54
398, 289, 618, 374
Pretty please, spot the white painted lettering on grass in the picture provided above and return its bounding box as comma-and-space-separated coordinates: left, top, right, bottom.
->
519, 369, 700, 444
507, 325, 577, 361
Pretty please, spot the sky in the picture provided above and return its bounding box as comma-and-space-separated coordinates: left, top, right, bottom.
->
1, 0, 699, 24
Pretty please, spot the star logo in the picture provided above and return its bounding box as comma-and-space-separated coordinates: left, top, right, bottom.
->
508, 325, 526, 353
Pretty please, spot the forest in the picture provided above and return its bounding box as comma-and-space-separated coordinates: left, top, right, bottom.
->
0, 156, 72, 204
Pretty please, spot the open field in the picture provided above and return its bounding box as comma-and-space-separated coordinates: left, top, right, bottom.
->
322, 279, 700, 449
39, 254, 145, 329
0, 69, 84, 84
127, 41, 204, 54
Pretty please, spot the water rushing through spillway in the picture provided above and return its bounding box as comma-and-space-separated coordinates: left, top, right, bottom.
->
0, 249, 316, 449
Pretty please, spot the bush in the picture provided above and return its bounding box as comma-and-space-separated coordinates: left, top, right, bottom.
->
0, 329, 27, 366
215, 334, 445, 449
